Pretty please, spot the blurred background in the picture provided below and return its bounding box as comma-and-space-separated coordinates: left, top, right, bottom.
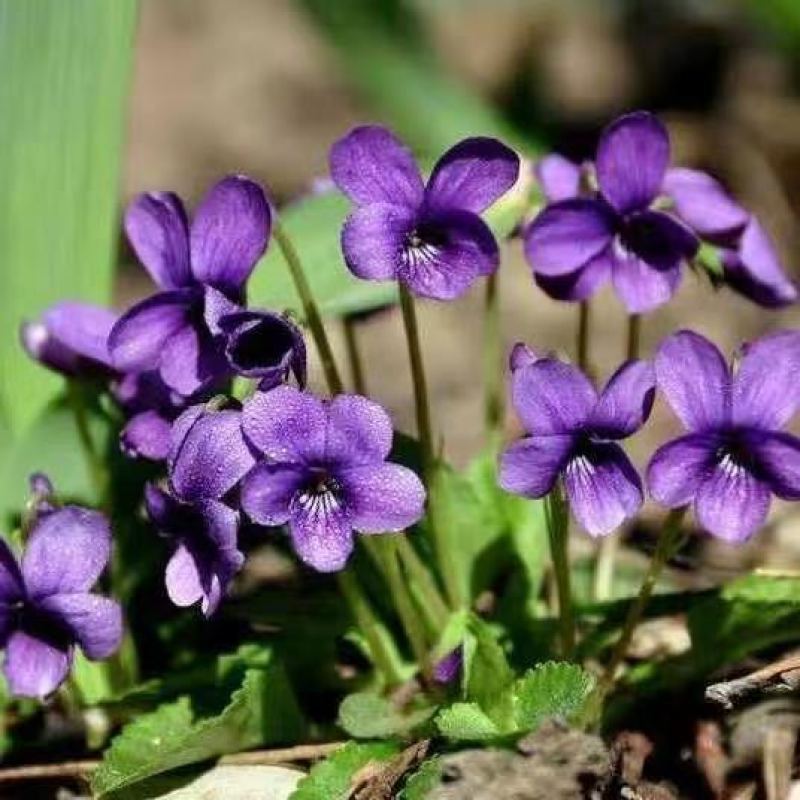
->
122, 0, 800, 467
5, 0, 800, 563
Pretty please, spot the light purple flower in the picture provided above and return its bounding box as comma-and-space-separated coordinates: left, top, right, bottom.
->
500, 357, 655, 536
147, 405, 256, 615
330, 126, 519, 301
240, 386, 426, 572
508, 341, 542, 373
534, 154, 584, 203
218, 309, 306, 391
21, 302, 119, 379
525, 112, 698, 313
0, 506, 122, 698
109, 176, 271, 396
647, 330, 800, 543
664, 169, 796, 308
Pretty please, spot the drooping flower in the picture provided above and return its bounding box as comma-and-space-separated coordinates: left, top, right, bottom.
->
647, 330, 800, 543
525, 112, 699, 312
218, 309, 306, 391
0, 505, 122, 698
240, 386, 426, 572
113, 371, 204, 462
147, 405, 256, 615
500, 356, 655, 536
664, 169, 796, 307
21, 302, 118, 379
109, 176, 271, 396
330, 126, 520, 301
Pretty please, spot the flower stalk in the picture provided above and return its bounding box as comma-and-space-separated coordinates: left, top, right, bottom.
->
273, 221, 344, 395
576, 300, 591, 372
596, 506, 687, 697
399, 284, 462, 610
67, 381, 108, 505
484, 271, 504, 449
342, 314, 367, 395
545, 484, 575, 659
337, 570, 401, 687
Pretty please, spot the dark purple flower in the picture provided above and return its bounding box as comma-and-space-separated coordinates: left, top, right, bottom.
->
330, 126, 519, 301
508, 341, 542, 373
218, 309, 306, 391
500, 357, 655, 536
147, 405, 256, 615
240, 386, 426, 572
112, 371, 193, 461
647, 330, 800, 543
21, 302, 118, 379
525, 112, 698, 313
0, 506, 122, 698
109, 176, 271, 396
664, 168, 796, 307
433, 646, 463, 685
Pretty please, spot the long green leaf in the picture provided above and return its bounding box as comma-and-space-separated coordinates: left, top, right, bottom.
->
0, 0, 136, 437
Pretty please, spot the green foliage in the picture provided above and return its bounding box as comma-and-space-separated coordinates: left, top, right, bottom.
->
0, 390, 111, 521
424, 453, 548, 620
398, 756, 442, 799
91, 646, 304, 798
337, 691, 434, 740
435, 661, 595, 743
290, 741, 401, 800
250, 192, 398, 320
0, 0, 135, 437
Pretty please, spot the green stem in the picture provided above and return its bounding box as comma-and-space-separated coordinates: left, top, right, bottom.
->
483, 272, 504, 449
576, 300, 590, 372
274, 221, 344, 395
337, 571, 400, 687
396, 536, 449, 629
382, 537, 433, 677
67, 381, 107, 504
595, 507, 687, 699
398, 285, 435, 469
398, 285, 461, 609
626, 313, 641, 361
545, 486, 575, 659
342, 315, 367, 395
592, 311, 642, 600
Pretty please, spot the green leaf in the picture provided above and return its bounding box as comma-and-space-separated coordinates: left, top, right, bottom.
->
250, 191, 397, 320
91, 646, 304, 798
0, 0, 136, 436
462, 615, 514, 723
398, 756, 442, 800
513, 662, 594, 730
434, 702, 501, 742
290, 741, 401, 800
436, 660, 594, 743
337, 692, 433, 740
0, 392, 111, 521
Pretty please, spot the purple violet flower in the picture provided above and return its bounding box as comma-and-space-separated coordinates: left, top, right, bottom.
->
0, 506, 122, 698
330, 126, 520, 301
534, 154, 585, 203
109, 176, 271, 396
113, 371, 201, 462
240, 386, 426, 572
433, 646, 463, 685
525, 112, 699, 312
647, 330, 800, 543
21, 302, 119, 379
500, 357, 655, 536
218, 309, 306, 391
508, 341, 542, 373
147, 404, 256, 615
664, 168, 796, 307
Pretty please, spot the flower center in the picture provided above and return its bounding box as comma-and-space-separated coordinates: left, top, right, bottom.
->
293, 471, 343, 518
714, 436, 755, 478
401, 225, 446, 274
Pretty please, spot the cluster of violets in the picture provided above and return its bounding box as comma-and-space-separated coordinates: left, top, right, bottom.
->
13, 110, 800, 699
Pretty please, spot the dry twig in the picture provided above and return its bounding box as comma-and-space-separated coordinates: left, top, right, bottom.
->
705, 656, 800, 709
